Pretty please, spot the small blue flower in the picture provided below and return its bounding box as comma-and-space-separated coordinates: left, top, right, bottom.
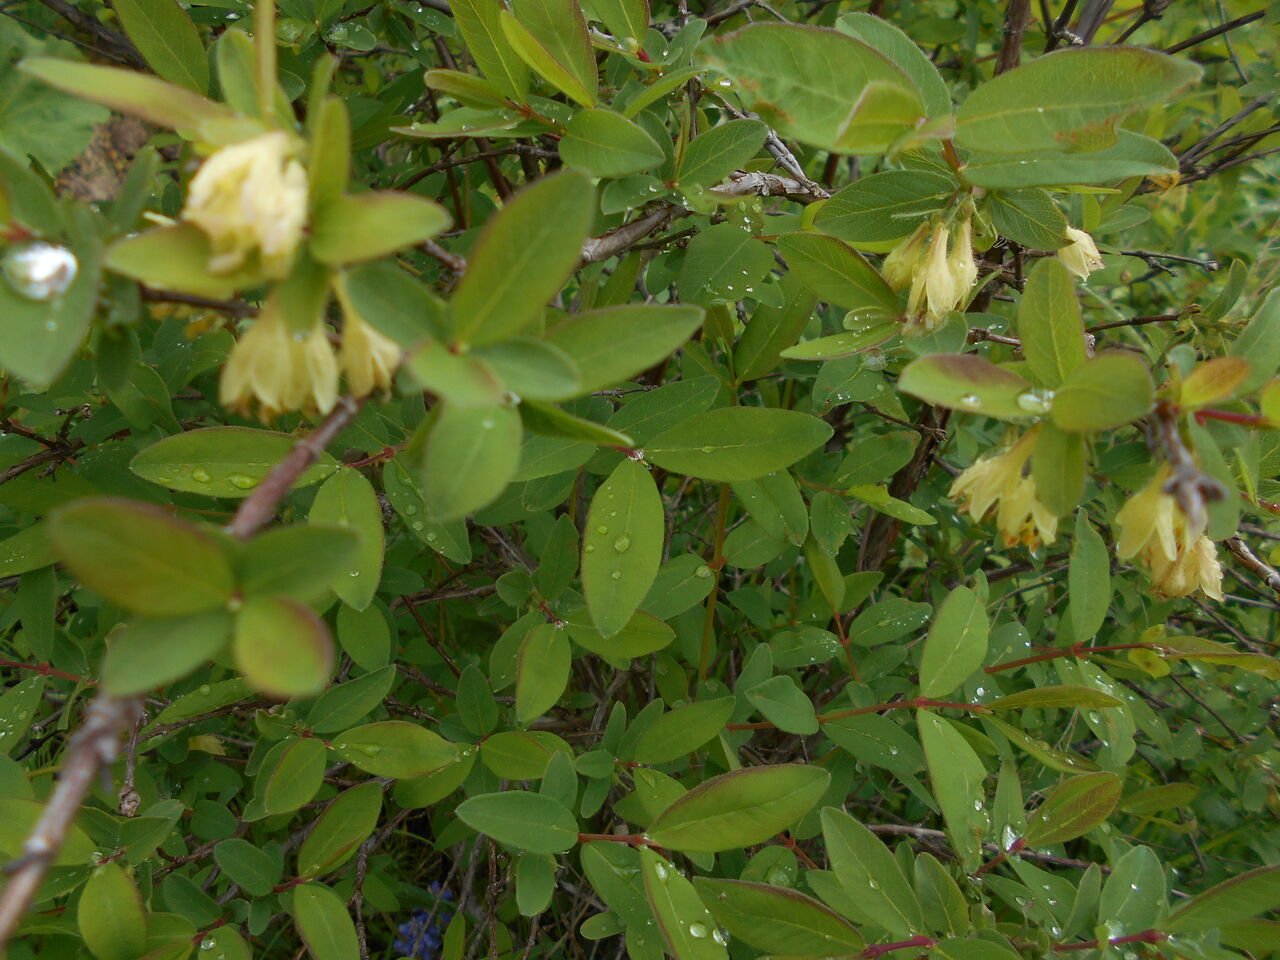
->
391, 886, 454, 960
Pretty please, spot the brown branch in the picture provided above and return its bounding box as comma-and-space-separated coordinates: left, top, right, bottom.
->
422, 238, 467, 274
579, 206, 687, 266
1164, 9, 1265, 53
0, 694, 142, 948
0, 440, 85, 487
1223, 536, 1280, 595
996, 0, 1033, 73
225, 396, 365, 540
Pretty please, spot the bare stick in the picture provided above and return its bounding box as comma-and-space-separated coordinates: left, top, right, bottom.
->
225, 396, 365, 540
0, 695, 142, 947
1223, 536, 1280, 595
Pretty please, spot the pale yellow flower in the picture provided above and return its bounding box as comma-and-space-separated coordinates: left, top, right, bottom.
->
895, 218, 977, 335
183, 131, 308, 279
1058, 227, 1104, 281
1115, 466, 1222, 600
340, 310, 402, 398
949, 429, 1058, 549
881, 223, 929, 291
220, 299, 338, 421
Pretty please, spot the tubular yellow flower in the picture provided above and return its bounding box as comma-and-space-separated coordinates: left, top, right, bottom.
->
881, 223, 929, 291
183, 131, 308, 280
1058, 226, 1104, 281
901, 219, 977, 335
1115, 466, 1222, 600
219, 300, 338, 422
949, 429, 1058, 549
948, 216, 978, 298
340, 311, 403, 398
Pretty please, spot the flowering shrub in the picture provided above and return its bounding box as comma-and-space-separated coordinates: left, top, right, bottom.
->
0, 1, 1277, 960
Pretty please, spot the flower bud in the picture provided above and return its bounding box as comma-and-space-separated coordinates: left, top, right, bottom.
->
949, 429, 1058, 550
881, 223, 929, 291
1058, 226, 1104, 281
183, 131, 308, 280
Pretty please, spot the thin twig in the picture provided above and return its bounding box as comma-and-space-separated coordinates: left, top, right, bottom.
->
1164, 9, 1265, 53
1223, 536, 1280, 595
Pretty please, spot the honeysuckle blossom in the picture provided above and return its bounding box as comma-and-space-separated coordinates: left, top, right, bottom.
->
949, 428, 1058, 550
1058, 226, 1105, 281
1115, 466, 1223, 600
339, 310, 402, 398
220, 299, 338, 422
183, 131, 308, 279
883, 217, 977, 335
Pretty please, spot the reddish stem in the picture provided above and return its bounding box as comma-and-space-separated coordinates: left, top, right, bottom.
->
0, 659, 88, 684
577, 833, 659, 848
985, 643, 1151, 674
973, 835, 1026, 877
862, 935, 938, 958
1054, 930, 1168, 952
728, 697, 989, 732
1194, 409, 1266, 427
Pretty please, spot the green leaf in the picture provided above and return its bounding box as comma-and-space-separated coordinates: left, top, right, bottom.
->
814, 170, 956, 244
311, 192, 451, 265
308, 97, 350, 209
449, 0, 529, 98
918, 710, 988, 870
502, 0, 596, 107
305, 665, 398, 734
0, 229, 101, 389
408, 339, 507, 408
780, 323, 900, 361
422, 403, 523, 520
561, 108, 664, 177
933, 939, 1023, 960
214, 839, 280, 897
382, 459, 471, 563
112, 0, 208, 93
678, 221, 776, 306
821, 807, 925, 938
233, 596, 333, 699
1099, 845, 1166, 933
736, 276, 817, 380
1068, 512, 1110, 643
745, 675, 818, 735
918, 585, 989, 699
102, 611, 232, 696
732, 471, 808, 545
566, 608, 675, 663
1018, 258, 1087, 388
697, 23, 924, 154
450, 170, 594, 345
130, 426, 338, 498
632, 697, 735, 765
234, 525, 360, 604
332, 721, 459, 778
1050, 352, 1154, 432
694, 878, 863, 955
0, 676, 44, 756
582, 458, 664, 638
516, 624, 571, 722
897, 354, 1034, 420
955, 47, 1200, 155
966, 129, 1178, 190
1166, 866, 1280, 933
456, 791, 579, 853
835, 13, 952, 117
990, 189, 1068, 250
1229, 288, 1280, 392
297, 782, 383, 877
776, 233, 901, 320
640, 847, 729, 960
308, 469, 383, 610
1031, 423, 1085, 516
293, 883, 360, 960
677, 119, 768, 188
340, 261, 446, 346
646, 765, 830, 852
78, 862, 147, 960
475, 338, 581, 401
648, 407, 833, 482
545, 304, 704, 394
49, 498, 234, 616
0, 797, 96, 864
260, 737, 328, 815
985, 685, 1123, 711
19, 58, 238, 137
1024, 772, 1122, 845
592, 0, 648, 42
0, 58, 108, 178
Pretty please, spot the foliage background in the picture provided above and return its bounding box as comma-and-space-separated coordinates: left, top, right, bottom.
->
0, 1, 1277, 959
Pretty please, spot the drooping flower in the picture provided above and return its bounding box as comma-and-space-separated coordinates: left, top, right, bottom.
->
220, 298, 338, 422
335, 277, 403, 398
1115, 466, 1223, 600
885, 217, 976, 335
183, 130, 308, 279
1057, 226, 1104, 281
950, 428, 1058, 550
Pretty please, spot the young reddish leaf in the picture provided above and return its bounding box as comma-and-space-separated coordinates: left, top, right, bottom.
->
1024, 771, 1122, 845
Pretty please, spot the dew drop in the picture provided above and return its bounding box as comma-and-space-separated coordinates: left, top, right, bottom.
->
712, 929, 728, 946
695, 565, 713, 579
228, 473, 257, 489
688, 923, 708, 939
584, 544, 596, 553
959, 393, 981, 408
426, 532, 438, 542
610, 571, 621, 580
613, 535, 631, 553
191, 467, 212, 483
199, 939, 216, 952
653, 862, 668, 881
699, 445, 715, 454
1016, 390, 1052, 415
412, 520, 425, 531
596, 525, 608, 534
198, 684, 212, 696
2, 241, 78, 301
